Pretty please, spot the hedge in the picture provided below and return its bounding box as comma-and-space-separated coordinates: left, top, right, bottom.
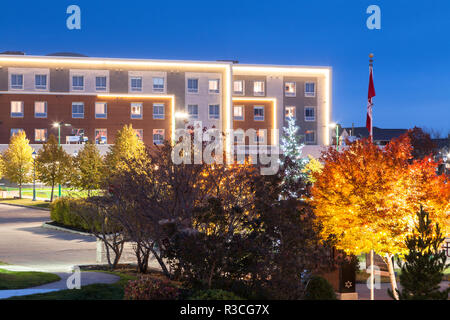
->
50, 198, 93, 231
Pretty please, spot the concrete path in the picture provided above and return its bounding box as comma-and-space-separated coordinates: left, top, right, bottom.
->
356, 281, 450, 300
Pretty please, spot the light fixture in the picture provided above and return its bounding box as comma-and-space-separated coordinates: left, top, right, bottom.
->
175, 112, 189, 119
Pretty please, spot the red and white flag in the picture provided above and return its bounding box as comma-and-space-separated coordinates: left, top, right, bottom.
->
366, 63, 376, 141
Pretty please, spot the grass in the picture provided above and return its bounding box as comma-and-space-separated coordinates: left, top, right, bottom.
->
0, 268, 61, 290
1, 187, 98, 200
0, 198, 50, 209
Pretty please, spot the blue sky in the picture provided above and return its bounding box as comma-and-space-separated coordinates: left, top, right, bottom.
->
1, 0, 449, 135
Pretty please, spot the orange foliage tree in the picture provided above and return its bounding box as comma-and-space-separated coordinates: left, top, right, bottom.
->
310, 136, 449, 299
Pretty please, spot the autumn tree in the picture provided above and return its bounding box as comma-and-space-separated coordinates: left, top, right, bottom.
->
310, 136, 449, 299
36, 134, 73, 201
105, 124, 145, 175
71, 142, 104, 196
403, 126, 436, 159
3, 131, 33, 198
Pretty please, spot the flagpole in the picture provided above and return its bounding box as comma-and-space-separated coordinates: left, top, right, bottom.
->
369, 54, 374, 143
368, 53, 375, 300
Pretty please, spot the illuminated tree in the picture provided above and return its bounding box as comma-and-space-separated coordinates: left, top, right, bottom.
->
71, 142, 105, 196
310, 136, 449, 299
302, 155, 323, 184
3, 131, 33, 198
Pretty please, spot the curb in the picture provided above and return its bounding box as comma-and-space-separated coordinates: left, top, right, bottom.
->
0, 202, 50, 211
41, 221, 94, 237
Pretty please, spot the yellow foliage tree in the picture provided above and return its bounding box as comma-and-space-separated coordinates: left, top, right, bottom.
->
310, 136, 449, 299
3, 131, 33, 198
302, 155, 323, 183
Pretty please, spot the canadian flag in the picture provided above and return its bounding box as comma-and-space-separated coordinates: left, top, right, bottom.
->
366, 63, 376, 140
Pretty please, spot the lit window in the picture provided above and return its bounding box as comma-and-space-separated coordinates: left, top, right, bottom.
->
233, 80, 244, 95
285, 82, 296, 97
35, 75, 47, 90
234, 130, 245, 144
187, 78, 199, 93
153, 103, 165, 119
72, 128, 85, 136
254, 106, 264, 121
10, 128, 24, 137
95, 102, 107, 119
208, 79, 220, 93
285, 106, 296, 120
305, 82, 316, 97
130, 77, 142, 91
253, 81, 265, 96
187, 104, 198, 119
233, 105, 244, 120
305, 130, 316, 144
95, 129, 107, 144
153, 129, 165, 145
135, 129, 143, 141
11, 74, 23, 89
305, 107, 316, 121
96, 76, 107, 91
72, 102, 84, 118
72, 76, 84, 90
131, 103, 143, 119
153, 77, 164, 92
11, 101, 24, 118
35, 101, 47, 118
254, 130, 266, 144
209, 104, 220, 119
35, 129, 47, 142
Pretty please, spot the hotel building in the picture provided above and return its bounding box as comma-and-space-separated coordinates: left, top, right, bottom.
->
0, 53, 332, 157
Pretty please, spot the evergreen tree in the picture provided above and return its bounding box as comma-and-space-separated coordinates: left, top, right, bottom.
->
71, 142, 105, 196
36, 134, 73, 202
3, 131, 33, 198
389, 207, 450, 300
280, 117, 308, 196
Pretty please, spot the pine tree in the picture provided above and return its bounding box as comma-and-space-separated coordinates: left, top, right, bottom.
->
389, 206, 450, 300
3, 131, 33, 198
71, 142, 105, 196
280, 117, 308, 196
36, 134, 73, 202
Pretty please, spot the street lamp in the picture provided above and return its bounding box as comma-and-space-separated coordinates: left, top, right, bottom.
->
328, 123, 339, 151
32, 150, 36, 201
53, 122, 71, 198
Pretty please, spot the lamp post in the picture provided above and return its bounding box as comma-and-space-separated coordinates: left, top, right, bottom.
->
329, 123, 339, 151
32, 150, 36, 201
53, 122, 71, 198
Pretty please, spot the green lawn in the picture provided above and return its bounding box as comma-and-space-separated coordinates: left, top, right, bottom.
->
6, 270, 136, 300
0, 198, 50, 209
0, 268, 61, 290
1, 187, 94, 200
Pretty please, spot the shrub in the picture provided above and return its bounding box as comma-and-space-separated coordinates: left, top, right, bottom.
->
50, 198, 92, 231
124, 276, 179, 300
304, 276, 337, 300
189, 289, 244, 300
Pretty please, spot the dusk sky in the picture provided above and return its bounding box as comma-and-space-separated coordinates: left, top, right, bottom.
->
1, 0, 449, 135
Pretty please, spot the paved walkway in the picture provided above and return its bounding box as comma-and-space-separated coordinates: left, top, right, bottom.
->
356, 281, 450, 300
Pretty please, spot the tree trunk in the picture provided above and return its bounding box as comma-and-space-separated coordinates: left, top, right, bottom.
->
385, 254, 399, 300
150, 246, 171, 279
50, 182, 55, 202
19, 183, 22, 199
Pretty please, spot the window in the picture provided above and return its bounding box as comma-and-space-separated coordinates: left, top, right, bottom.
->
11, 101, 24, 118
254, 130, 266, 144
187, 104, 199, 119
254, 106, 264, 121
72, 76, 84, 90
209, 104, 220, 119
95, 102, 107, 119
153, 129, 165, 145
305, 130, 316, 144
305, 107, 316, 121
234, 131, 244, 144
285, 82, 296, 97
34, 101, 47, 118
130, 77, 142, 91
233, 105, 244, 120
72, 128, 85, 136
35, 75, 47, 90
11, 74, 23, 89
10, 128, 24, 137
72, 102, 84, 118
305, 82, 316, 97
285, 106, 296, 120
153, 77, 164, 92
253, 81, 265, 96
135, 129, 143, 141
96, 76, 107, 91
208, 79, 220, 93
35, 129, 47, 142
153, 103, 165, 119
187, 78, 198, 93
233, 80, 244, 95
131, 103, 143, 119
95, 129, 107, 144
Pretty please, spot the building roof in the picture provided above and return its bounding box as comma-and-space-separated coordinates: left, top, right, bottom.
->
342, 126, 408, 142
433, 138, 449, 150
